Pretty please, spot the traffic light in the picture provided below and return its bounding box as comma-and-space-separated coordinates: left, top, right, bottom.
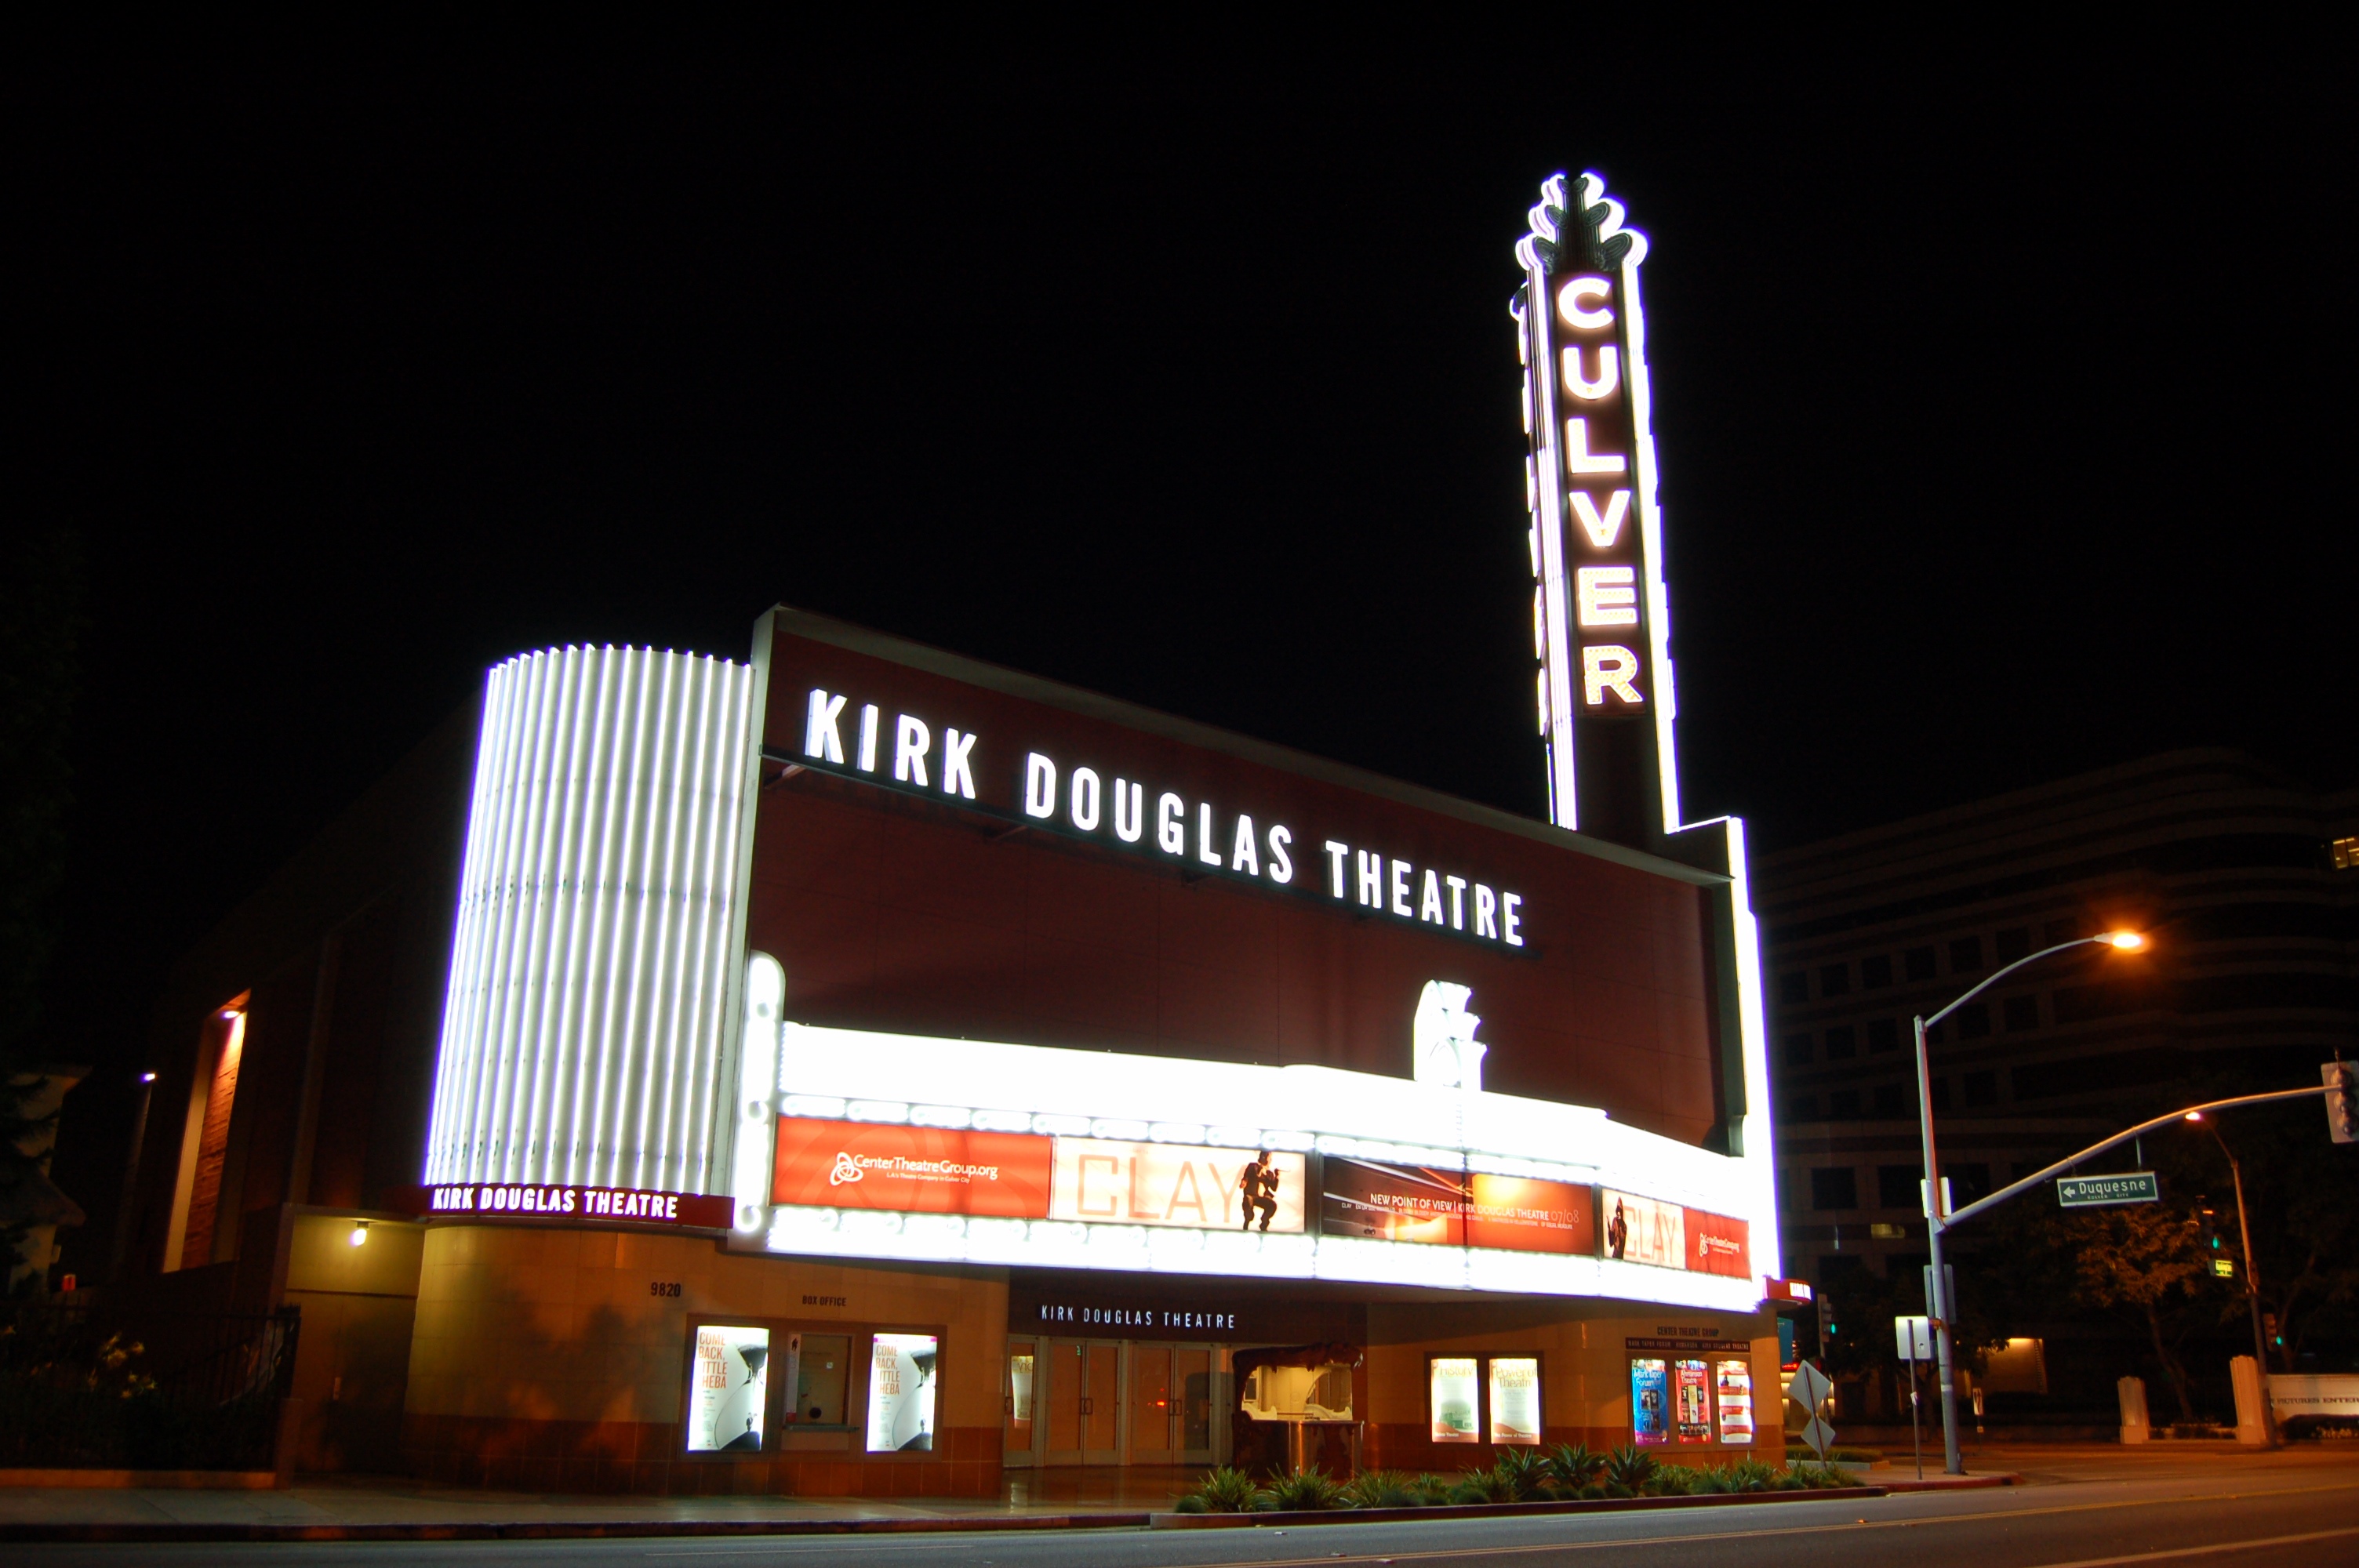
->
2198, 1206, 2221, 1252
2325, 1061, 2359, 1145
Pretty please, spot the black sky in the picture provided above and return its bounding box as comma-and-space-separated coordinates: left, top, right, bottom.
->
13, 48, 2354, 1090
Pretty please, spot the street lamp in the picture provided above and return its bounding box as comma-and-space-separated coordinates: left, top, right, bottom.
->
1915, 929, 2146, 1475
2185, 1110, 2277, 1446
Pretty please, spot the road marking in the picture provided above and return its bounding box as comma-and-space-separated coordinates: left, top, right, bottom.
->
1197, 1479, 2359, 1568
2023, 1525, 2359, 1566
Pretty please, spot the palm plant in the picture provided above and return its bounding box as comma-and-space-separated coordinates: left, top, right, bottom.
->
1546, 1441, 1605, 1492
1339, 1469, 1420, 1509
1184, 1465, 1267, 1512
1604, 1443, 1658, 1496
1412, 1472, 1456, 1505
1263, 1465, 1345, 1511
1492, 1446, 1552, 1501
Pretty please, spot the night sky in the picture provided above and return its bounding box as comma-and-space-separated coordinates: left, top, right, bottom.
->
14, 54, 2352, 1128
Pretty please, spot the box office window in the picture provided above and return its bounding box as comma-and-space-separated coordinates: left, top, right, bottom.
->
685, 1325, 770, 1453
794, 1333, 850, 1425
866, 1333, 939, 1454
1427, 1354, 1539, 1445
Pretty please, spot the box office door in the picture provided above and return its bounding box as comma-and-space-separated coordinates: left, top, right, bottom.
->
1042, 1339, 1121, 1465
1004, 1337, 1041, 1468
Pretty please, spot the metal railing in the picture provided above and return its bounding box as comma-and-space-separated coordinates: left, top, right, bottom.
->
0, 1302, 300, 1471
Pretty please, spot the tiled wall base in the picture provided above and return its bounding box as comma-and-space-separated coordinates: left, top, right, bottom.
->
401, 1414, 1003, 1496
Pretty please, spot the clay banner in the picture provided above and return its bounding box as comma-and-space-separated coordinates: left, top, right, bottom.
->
1321, 1158, 1594, 1254
1049, 1138, 1307, 1233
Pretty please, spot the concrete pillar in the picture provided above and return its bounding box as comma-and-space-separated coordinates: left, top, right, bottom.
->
2116, 1376, 2149, 1444
2230, 1356, 2268, 1446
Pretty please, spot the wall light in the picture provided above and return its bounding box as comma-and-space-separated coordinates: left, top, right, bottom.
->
347, 1221, 370, 1248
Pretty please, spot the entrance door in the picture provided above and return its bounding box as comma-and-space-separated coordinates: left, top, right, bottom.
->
1043, 1339, 1122, 1465
1129, 1345, 1176, 1463
1004, 1337, 1039, 1467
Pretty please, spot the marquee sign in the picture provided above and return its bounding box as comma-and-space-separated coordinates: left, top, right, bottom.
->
1512, 172, 1681, 846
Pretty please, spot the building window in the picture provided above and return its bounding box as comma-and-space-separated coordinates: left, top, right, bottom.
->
1950, 936, 1983, 973
2332, 837, 2359, 871
1861, 954, 1892, 989
1871, 1083, 1906, 1117
1819, 963, 1851, 997
1904, 946, 1936, 982
1957, 1002, 1991, 1039
1866, 1018, 1899, 1054
2003, 996, 2039, 1032
1811, 1167, 1858, 1210
1828, 1089, 1862, 1120
1964, 1069, 1998, 1107
1995, 927, 2030, 964
2043, 916, 2081, 945
1779, 971, 1809, 1005
1782, 1093, 1819, 1121
1783, 1034, 1814, 1067
1824, 1025, 1857, 1061
1877, 1165, 1920, 1210
1953, 1163, 1993, 1204
1931, 1076, 1951, 1112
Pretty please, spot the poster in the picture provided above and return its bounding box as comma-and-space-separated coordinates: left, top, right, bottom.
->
1629, 1358, 1668, 1446
1430, 1356, 1481, 1442
686, 1325, 769, 1453
1323, 1159, 1594, 1253
1049, 1139, 1306, 1232
1674, 1359, 1712, 1443
1601, 1190, 1686, 1269
1714, 1359, 1754, 1443
1488, 1356, 1541, 1445
773, 1119, 1052, 1217
866, 1333, 939, 1453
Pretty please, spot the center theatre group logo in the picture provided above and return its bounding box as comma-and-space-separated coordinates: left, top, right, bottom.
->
830, 1152, 863, 1186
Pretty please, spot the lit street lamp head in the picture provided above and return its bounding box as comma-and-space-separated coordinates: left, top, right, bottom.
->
2105, 931, 2146, 950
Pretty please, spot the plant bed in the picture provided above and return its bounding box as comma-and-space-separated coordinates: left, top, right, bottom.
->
1152, 1485, 1889, 1530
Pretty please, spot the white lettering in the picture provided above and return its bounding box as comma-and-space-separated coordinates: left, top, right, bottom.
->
1445, 874, 1467, 931
1420, 869, 1443, 924
941, 729, 978, 800
1576, 565, 1639, 627
1583, 645, 1645, 706
1230, 814, 1259, 876
1563, 417, 1628, 476
1570, 489, 1630, 550
856, 704, 880, 771
1503, 892, 1525, 948
1561, 343, 1619, 401
1267, 826, 1293, 885
1113, 779, 1144, 843
894, 715, 930, 786
1476, 884, 1499, 940
1557, 275, 1613, 329
1357, 849, 1382, 907
1024, 753, 1056, 818
1325, 840, 1349, 898
1070, 766, 1101, 831
1157, 793, 1186, 855
1390, 858, 1412, 917
1197, 803, 1222, 867
804, 690, 846, 764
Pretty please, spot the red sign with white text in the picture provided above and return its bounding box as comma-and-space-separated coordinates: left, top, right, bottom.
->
772, 1118, 1053, 1218
1682, 1207, 1751, 1279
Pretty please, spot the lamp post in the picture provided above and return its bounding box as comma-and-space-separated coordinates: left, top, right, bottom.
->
1915, 930, 2146, 1475
2185, 1110, 2277, 1446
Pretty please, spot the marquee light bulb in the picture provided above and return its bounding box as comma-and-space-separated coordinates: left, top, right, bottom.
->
2105, 931, 2146, 951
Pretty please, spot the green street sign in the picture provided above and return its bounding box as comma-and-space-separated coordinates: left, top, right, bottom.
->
2057, 1171, 2160, 1208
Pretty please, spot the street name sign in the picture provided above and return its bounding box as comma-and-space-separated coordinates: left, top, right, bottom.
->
2057, 1172, 2159, 1208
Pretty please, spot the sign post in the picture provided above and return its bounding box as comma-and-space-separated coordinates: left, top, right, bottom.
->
1896, 1316, 1932, 1479
2056, 1172, 2160, 1208
1787, 1359, 1836, 1465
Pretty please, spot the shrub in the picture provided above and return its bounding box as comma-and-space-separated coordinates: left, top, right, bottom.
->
1494, 1446, 1552, 1501
1171, 1494, 1209, 1513
1454, 1465, 1521, 1504
1605, 1443, 1658, 1494
1547, 1441, 1605, 1491
1787, 1461, 1861, 1489
1690, 1466, 1733, 1494
1645, 1465, 1696, 1496
1412, 1472, 1456, 1506
1263, 1465, 1345, 1512
1185, 1466, 1267, 1513
1339, 1470, 1421, 1509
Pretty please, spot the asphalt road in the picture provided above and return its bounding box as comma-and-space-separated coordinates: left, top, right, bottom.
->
16, 1457, 2359, 1568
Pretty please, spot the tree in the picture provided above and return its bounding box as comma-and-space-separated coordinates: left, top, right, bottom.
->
0, 526, 84, 1291
2059, 1203, 2222, 1424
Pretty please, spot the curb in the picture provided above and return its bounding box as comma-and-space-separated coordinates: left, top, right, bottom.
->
0, 1513, 1154, 1544
1149, 1486, 1892, 1529
1879, 1473, 2021, 1491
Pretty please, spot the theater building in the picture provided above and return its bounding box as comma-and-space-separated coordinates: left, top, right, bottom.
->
112, 173, 1787, 1494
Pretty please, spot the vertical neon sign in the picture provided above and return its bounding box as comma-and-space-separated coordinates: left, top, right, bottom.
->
1512, 173, 1681, 844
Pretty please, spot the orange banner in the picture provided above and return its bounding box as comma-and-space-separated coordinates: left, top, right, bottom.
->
772, 1118, 1053, 1218
1682, 1207, 1751, 1278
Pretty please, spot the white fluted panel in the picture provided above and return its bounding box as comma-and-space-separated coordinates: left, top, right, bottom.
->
425, 645, 758, 1192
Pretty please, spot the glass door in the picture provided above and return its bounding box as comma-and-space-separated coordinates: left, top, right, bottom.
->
1004, 1338, 1038, 1467
1129, 1345, 1175, 1463
1175, 1347, 1215, 1464
1042, 1339, 1123, 1465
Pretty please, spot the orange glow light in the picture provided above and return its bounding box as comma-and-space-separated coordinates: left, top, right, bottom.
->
2105, 931, 2146, 951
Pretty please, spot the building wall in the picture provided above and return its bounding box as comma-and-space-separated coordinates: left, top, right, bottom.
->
401, 1225, 1009, 1495
283, 1212, 427, 1474
1362, 1300, 1779, 1472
